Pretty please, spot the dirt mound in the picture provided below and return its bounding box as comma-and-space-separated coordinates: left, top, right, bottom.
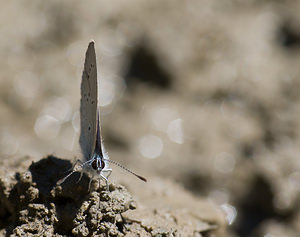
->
0, 156, 224, 236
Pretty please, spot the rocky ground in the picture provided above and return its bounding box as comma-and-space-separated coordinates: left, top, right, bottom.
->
1, 0, 300, 236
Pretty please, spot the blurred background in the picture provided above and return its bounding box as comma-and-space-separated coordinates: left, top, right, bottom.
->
1, 1, 300, 236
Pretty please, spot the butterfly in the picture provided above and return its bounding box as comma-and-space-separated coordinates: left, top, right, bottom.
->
57, 41, 146, 190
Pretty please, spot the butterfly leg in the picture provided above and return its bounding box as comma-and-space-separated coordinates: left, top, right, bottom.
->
87, 174, 95, 192
101, 168, 112, 191
100, 173, 109, 191
70, 159, 83, 172
75, 159, 83, 166
77, 170, 84, 184
102, 168, 112, 179
60, 159, 82, 176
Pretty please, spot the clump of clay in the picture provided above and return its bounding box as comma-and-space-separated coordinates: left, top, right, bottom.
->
0, 155, 225, 236
0, 156, 137, 236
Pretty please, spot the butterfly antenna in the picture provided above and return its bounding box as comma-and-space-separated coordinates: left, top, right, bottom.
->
105, 159, 147, 182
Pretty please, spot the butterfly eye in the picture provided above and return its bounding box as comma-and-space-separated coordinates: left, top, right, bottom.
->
101, 160, 105, 169
92, 160, 97, 170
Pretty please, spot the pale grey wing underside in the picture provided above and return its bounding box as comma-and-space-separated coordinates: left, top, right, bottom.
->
79, 41, 98, 161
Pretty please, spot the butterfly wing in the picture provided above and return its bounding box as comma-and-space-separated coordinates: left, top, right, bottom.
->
79, 41, 98, 161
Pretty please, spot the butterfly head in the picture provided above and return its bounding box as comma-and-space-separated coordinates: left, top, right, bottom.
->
91, 156, 105, 173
